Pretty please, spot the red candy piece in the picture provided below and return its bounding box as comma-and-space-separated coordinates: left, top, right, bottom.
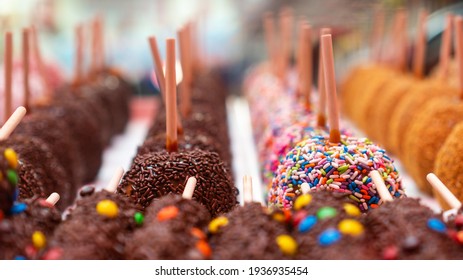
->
25, 245, 37, 259
292, 210, 308, 226
455, 215, 463, 228
383, 246, 398, 260
0, 210, 4, 221
41, 248, 63, 260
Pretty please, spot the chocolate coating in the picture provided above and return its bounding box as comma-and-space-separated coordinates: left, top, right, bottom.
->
14, 112, 84, 188
0, 149, 16, 215
33, 100, 104, 183
50, 189, 139, 260
0, 136, 72, 210
145, 194, 211, 230
0, 197, 62, 260
364, 198, 463, 259
125, 222, 209, 260
292, 191, 371, 259
118, 150, 237, 217
209, 202, 291, 260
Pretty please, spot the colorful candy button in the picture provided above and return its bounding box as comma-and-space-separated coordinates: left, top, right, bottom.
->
316, 207, 337, 220
276, 235, 298, 256
427, 218, 447, 233
96, 200, 119, 218
298, 215, 317, 233
294, 194, 312, 210
318, 229, 341, 246
10, 202, 27, 215
134, 212, 144, 226
208, 217, 229, 234
4, 148, 18, 169
157, 206, 179, 221
338, 219, 364, 236
32, 231, 46, 249
343, 203, 361, 217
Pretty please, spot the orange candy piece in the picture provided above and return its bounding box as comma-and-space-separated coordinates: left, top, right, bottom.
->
196, 240, 212, 258
191, 227, 206, 240
156, 206, 179, 221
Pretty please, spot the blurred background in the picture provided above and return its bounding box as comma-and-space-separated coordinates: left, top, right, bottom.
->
0, 0, 461, 91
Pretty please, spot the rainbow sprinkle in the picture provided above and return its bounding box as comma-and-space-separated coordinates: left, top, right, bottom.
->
269, 135, 404, 211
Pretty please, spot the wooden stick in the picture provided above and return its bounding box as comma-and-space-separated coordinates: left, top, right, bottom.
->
165, 38, 178, 152
97, 16, 105, 70
178, 27, 192, 118
302, 23, 312, 110
321, 34, 341, 143
148, 36, 166, 101
45, 192, 60, 206
439, 14, 453, 81
371, 8, 385, 62
182, 177, 197, 200
413, 9, 428, 79
296, 18, 305, 97
4, 32, 13, 121
243, 175, 253, 204
148, 36, 184, 135
263, 12, 276, 73
0, 106, 27, 140
427, 173, 462, 210
189, 20, 199, 74
397, 10, 408, 72
74, 24, 84, 85
455, 16, 463, 95
22, 29, 31, 111
104, 167, 125, 193
370, 170, 394, 202
279, 7, 293, 83
317, 28, 331, 127
90, 18, 99, 75
30, 27, 50, 97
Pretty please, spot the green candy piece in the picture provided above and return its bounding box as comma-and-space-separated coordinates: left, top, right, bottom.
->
6, 169, 18, 185
134, 212, 144, 226
317, 206, 337, 220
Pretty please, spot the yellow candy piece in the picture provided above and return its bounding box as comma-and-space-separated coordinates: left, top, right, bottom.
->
294, 194, 312, 210
272, 212, 285, 223
32, 231, 46, 249
343, 203, 361, 217
338, 219, 364, 236
96, 199, 119, 218
4, 148, 18, 169
276, 235, 298, 256
208, 217, 229, 234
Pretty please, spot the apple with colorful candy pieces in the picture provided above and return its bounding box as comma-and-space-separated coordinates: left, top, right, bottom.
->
125, 177, 212, 260
0, 186, 62, 260
208, 176, 297, 260
48, 168, 141, 260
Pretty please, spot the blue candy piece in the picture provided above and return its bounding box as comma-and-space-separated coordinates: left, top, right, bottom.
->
10, 202, 27, 215
427, 218, 447, 233
14, 255, 26, 260
318, 229, 341, 246
298, 215, 317, 233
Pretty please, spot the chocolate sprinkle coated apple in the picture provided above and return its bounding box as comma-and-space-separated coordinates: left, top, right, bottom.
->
118, 150, 238, 217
